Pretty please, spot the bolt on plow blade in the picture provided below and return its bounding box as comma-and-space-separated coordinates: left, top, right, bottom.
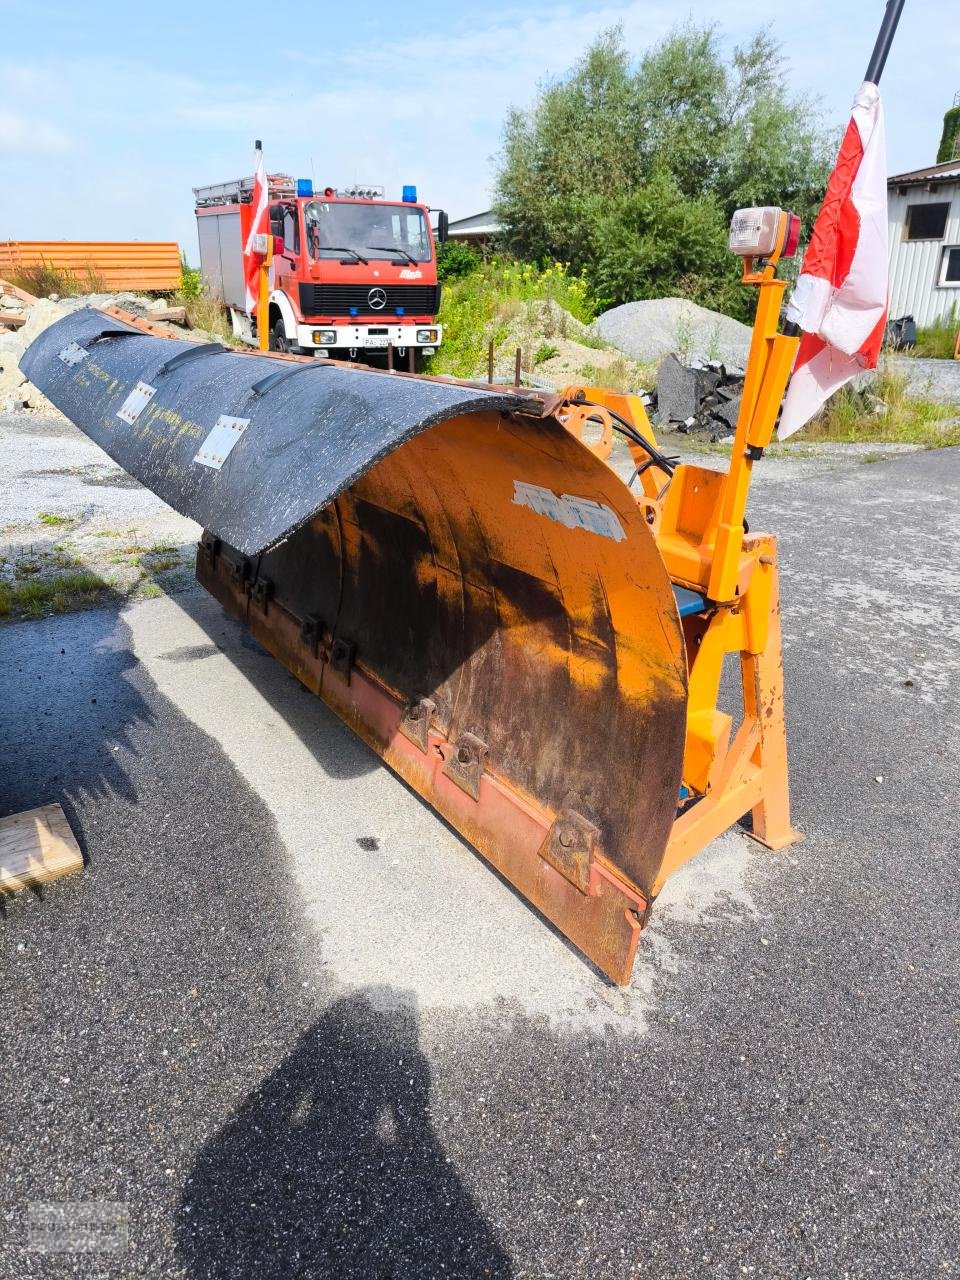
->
23, 309, 688, 984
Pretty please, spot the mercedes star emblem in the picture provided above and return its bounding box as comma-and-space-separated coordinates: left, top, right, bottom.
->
368, 287, 387, 310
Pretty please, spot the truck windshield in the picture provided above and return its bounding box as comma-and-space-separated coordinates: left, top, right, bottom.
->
303, 201, 431, 263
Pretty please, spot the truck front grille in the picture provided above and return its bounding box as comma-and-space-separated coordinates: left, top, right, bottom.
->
299, 284, 441, 317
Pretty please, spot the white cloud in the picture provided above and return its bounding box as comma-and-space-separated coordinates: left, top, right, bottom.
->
0, 110, 72, 155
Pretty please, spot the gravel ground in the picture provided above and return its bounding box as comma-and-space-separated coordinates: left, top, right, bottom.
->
0, 410, 200, 613
1, 412, 958, 1277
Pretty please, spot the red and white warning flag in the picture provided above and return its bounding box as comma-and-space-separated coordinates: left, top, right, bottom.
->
779, 82, 889, 439
242, 144, 270, 314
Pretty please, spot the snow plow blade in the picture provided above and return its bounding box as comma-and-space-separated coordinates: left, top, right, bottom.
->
23, 308, 689, 983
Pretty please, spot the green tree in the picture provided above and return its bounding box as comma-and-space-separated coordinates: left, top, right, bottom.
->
494, 24, 835, 315
937, 105, 960, 163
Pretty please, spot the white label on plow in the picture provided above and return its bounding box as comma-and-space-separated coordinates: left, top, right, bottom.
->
58, 342, 89, 367
116, 381, 157, 424
194, 415, 249, 470
512, 481, 626, 542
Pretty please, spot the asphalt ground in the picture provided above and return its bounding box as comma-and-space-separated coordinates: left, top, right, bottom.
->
1, 424, 958, 1278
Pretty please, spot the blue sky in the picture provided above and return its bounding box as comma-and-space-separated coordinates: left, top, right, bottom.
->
1, 0, 955, 264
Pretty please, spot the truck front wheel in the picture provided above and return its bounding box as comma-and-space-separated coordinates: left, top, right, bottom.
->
269, 319, 304, 355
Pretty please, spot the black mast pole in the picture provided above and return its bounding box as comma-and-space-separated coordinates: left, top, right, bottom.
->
864, 0, 906, 85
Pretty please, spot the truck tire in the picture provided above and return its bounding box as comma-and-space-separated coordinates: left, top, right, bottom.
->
269, 319, 304, 355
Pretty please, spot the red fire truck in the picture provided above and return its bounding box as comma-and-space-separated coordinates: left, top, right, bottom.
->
193, 174, 447, 366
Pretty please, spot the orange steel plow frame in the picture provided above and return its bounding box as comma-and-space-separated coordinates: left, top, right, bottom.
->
569, 216, 804, 914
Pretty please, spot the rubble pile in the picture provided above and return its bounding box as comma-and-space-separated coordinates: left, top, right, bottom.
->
0, 283, 193, 412
652, 353, 746, 440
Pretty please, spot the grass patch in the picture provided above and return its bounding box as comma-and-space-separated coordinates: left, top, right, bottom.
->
37, 512, 75, 526
534, 343, 560, 366
140, 582, 163, 599
143, 555, 181, 573
803, 362, 960, 447
9, 261, 105, 298
576, 356, 644, 393
167, 285, 246, 346
0, 571, 108, 618
910, 309, 958, 360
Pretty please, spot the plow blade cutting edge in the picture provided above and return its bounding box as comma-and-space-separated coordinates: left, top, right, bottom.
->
23, 309, 689, 983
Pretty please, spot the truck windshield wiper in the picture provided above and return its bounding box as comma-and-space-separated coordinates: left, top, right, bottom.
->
319, 246, 369, 264
366, 245, 418, 265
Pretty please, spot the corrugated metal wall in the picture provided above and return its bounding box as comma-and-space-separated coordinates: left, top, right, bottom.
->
0, 242, 181, 292
888, 183, 960, 326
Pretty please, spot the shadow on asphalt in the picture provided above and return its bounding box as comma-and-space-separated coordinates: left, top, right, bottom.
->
177, 990, 513, 1280
0, 603, 513, 1277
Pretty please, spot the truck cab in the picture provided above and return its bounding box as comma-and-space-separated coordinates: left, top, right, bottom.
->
194, 176, 445, 366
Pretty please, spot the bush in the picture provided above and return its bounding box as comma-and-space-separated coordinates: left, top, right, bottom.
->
585, 167, 748, 318
436, 241, 481, 282
427, 258, 598, 378
178, 255, 204, 298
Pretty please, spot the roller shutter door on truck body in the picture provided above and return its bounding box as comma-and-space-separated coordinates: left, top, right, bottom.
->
197, 211, 244, 310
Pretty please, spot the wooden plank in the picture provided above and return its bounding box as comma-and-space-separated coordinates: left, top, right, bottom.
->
0, 803, 84, 894
0, 312, 26, 328
0, 277, 39, 304
144, 305, 187, 325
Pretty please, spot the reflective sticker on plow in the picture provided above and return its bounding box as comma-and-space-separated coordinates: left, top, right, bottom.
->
58, 342, 89, 367
194, 415, 250, 471
512, 480, 626, 541
116, 381, 157, 425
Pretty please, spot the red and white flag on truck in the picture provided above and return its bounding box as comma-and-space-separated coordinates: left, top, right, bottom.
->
242, 145, 270, 314
778, 82, 889, 440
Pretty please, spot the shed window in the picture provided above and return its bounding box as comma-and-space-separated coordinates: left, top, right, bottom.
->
904, 202, 950, 241
940, 246, 960, 285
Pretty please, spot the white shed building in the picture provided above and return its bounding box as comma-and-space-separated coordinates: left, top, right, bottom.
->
446, 210, 501, 248
887, 160, 960, 326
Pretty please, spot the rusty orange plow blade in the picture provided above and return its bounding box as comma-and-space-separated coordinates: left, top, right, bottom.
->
22, 211, 805, 984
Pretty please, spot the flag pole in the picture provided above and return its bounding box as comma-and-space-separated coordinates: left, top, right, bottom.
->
864, 0, 905, 86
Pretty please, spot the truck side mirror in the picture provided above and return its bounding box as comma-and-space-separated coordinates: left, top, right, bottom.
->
437, 211, 449, 245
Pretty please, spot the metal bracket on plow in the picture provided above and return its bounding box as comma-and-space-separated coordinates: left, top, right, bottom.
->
250, 576, 273, 612
442, 732, 489, 801
299, 613, 325, 656
398, 698, 437, 753
200, 533, 221, 566
329, 637, 356, 681
538, 809, 599, 893
230, 556, 251, 589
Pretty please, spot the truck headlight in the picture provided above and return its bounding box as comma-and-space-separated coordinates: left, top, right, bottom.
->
312, 329, 337, 345
416, 328, 439, 344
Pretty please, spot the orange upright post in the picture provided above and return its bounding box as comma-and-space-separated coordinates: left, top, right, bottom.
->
258, 238, 272, 352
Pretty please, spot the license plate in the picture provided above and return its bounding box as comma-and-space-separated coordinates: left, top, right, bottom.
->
364, 336, 389, 349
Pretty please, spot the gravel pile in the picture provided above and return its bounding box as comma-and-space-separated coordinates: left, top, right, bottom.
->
594, 296, 752, 368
